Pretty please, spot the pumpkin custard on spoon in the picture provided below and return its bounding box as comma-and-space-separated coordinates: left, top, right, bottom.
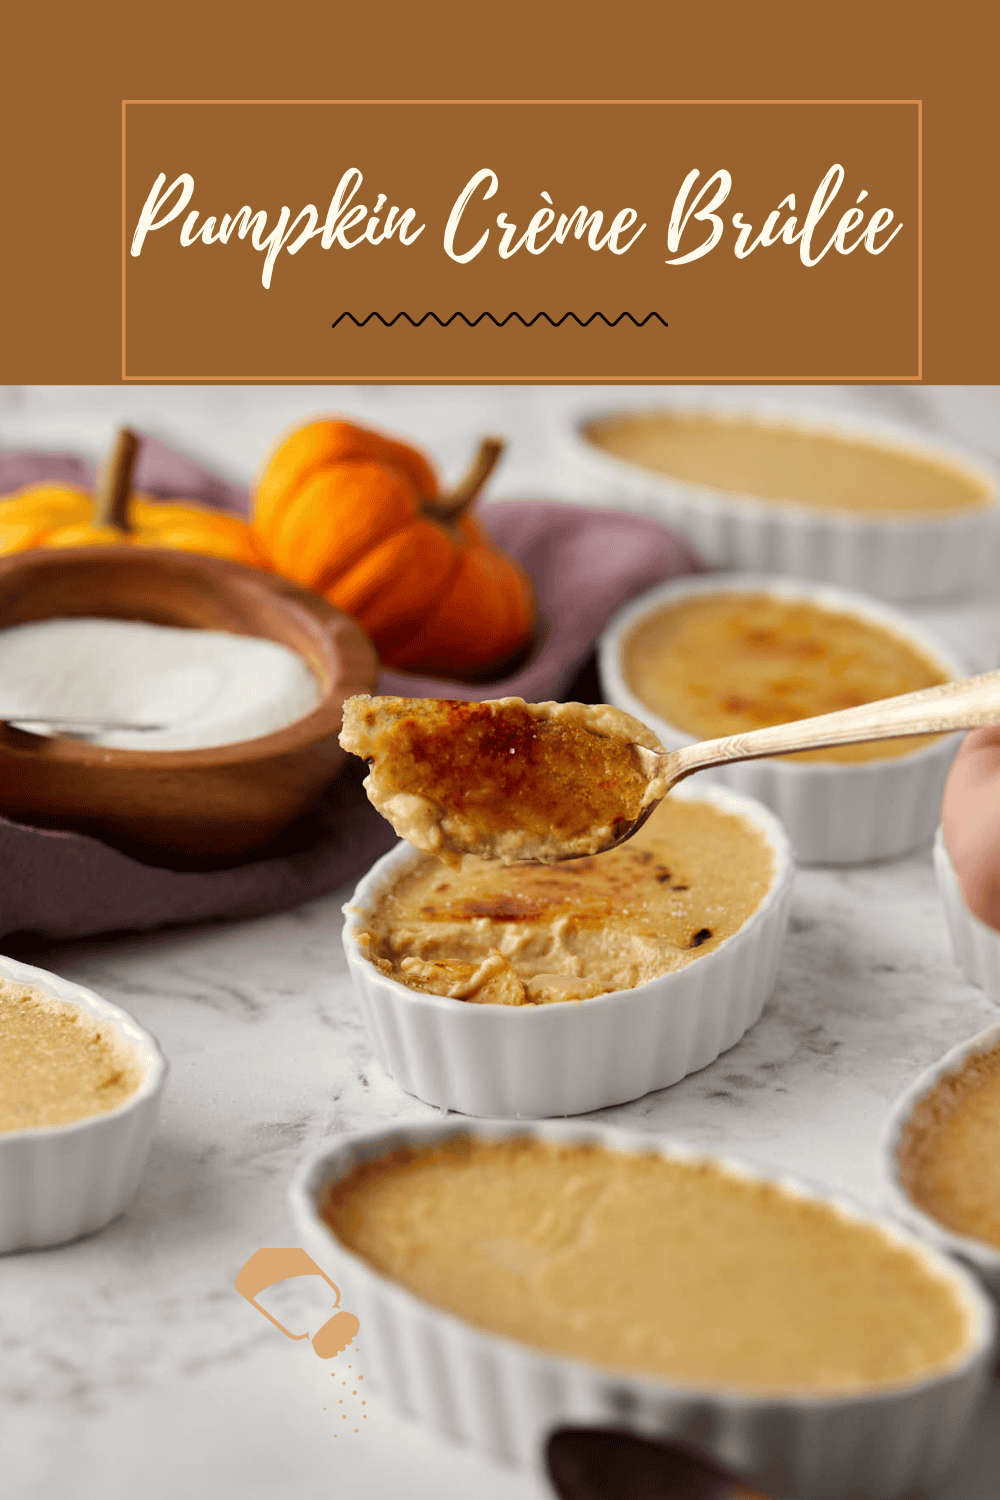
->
344, 669, 1000, 866
339, 695, 669, 865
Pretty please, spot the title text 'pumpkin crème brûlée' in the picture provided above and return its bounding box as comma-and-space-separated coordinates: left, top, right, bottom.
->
339, 694, 668, 864
352, 793, 774, 1006
623, 592, 950, 764
322, 1135, 975, 1395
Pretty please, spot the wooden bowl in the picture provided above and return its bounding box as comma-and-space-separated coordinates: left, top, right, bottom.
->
0, 548, 379, 860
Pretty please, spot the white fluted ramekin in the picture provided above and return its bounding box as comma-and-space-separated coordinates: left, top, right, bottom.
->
934, 826, 1000, 1000
599, 573, 965, 866
290, 1118, 997, 1500
884, 1020, 1000, 1301
0, 954, 167, 1253
342, 783, 793, 1118
557, 403, 1000, 603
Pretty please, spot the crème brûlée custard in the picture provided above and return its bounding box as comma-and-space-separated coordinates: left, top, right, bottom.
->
354, 794, 774, 1005
897, 1038, 1000, 1251
340, 695, 667, 864
322, 1135, 975, 1394
0, 977, 143, 1131
584, 411, 995, 516
623, 592, 950, 764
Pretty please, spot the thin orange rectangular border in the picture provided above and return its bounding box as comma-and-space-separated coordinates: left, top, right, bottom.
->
121, 99, 922, 384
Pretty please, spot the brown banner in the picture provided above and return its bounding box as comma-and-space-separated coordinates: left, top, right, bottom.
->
122, 100, 919, 382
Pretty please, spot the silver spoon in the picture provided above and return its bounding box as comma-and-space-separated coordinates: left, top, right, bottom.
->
342, 674, 1000, 863
2, 716, 168, 740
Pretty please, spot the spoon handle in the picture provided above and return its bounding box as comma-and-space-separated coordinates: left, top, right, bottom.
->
666, 668, 1000, 780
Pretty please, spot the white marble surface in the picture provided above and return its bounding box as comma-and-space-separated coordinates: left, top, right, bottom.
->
2, 384, 1000, 1500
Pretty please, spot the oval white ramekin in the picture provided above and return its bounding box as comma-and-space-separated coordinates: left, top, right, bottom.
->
934, 826, 1000, 1000
342, 783, 793, 1118
556, 404, 1000, 604
290, 1118, 997, 1500
598, 572, 966, 866
883, 1020, 1000, 1301
0, 953, 167, 1253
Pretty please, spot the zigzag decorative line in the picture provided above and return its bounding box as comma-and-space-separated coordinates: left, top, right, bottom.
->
330, 310, 668, 329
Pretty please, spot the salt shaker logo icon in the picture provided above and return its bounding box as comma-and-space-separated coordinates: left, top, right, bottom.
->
235, 1247, 360, 1357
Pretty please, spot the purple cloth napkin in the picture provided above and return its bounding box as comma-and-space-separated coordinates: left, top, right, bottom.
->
0, 438, 701, 945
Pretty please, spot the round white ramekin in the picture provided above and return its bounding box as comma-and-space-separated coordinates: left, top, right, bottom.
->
0, 954, 167, 1253
883, 1020, 1000, 1302
598, 572, 966, 866
934, 826, 1000, 1000
290, 1118, 997, 1500
342, 782, 793, 1118
556, 404, 1000, 603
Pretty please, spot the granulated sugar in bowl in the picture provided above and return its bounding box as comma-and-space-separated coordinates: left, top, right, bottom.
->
0, 617, 321, 750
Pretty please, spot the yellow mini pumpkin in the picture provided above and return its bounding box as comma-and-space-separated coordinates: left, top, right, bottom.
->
0, 429, 267, 568
253, 420, 534, 678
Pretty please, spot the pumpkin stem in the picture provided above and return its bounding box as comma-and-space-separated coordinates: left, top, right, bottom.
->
93, 427, 140, 531
429, 437, 505, 521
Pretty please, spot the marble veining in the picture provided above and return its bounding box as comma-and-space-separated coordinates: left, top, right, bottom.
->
3, 384, 1000, 1500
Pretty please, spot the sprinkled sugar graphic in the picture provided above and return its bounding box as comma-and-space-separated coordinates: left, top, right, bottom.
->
236, 1247, 366, 1430
323, 1351, 368, 1434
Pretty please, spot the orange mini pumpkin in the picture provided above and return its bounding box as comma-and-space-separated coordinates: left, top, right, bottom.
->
253, 420, 534, 678
0, 429, 266, 568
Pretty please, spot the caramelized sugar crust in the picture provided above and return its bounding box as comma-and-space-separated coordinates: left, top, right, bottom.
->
585, 412, 993, 516
362, 697, 649, 833
324, 1136, 972, 1394
355, 795, 774, 1005
898, 1040, 1000, 1251
340, 695, 660, 862
623, 593, 949, 764
0, 977, 143, 1132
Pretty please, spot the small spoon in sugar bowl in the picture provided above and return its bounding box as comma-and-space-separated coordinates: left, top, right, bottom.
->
339, 673, 1000, 864
1, 716, 168, 740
